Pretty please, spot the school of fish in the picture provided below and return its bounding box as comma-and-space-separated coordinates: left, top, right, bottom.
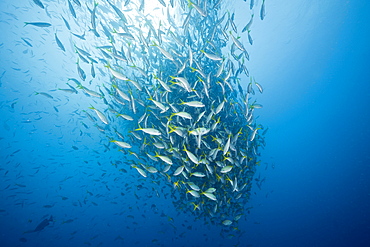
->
24, 0, 268, 231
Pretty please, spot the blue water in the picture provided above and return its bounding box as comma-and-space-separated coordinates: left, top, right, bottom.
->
1, 0, 370, 247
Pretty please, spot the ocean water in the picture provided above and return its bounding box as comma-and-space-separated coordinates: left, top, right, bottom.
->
1, 1, 370, 247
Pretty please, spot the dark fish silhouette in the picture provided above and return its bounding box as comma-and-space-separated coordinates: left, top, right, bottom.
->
19, 237, 27, 242
24, 216, 53, 233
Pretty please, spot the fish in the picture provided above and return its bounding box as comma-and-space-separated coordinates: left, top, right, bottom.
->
179, 100, 205, 108
183, 145, 199, 164
173, 165, 184, 176
55, 33, 65, 52
170, 76, 192, 92
106, 0, 127, 22
248, 30, 253, 45
35, 92, 53, 99
19, 237, 27, 242
117, 114, 133, 121
61, 15, 71, 30
17, 0, 267, 232
76, 59, 86, 81
89, 106, 109, 125
107, 65, 129, 81
255, 80, 263, 93
242, 14, 254, 33
72, 0, 81, 7
132, 165, 147, 177
201, 192, 217, 201
91, 63, 96, 78
260, 0, 266, 20
24, 22, 51, 27
152, 42, 175, 61
230, 33, 246, 52
190, 172, 206, 178
71, 32, 86, 40
67, 0, 76, 18
188, 1, 207, 17
21, 38, 33, 47
135, 127, 161, 136
171, 111, 192, 120
111, 140, 132, 149
222, 220, 232, 226
32, 0, 44, 9
220, 166, 233, 173
187, 190, 200, 198
154, 152, 173, 165
24, 216, 53, 233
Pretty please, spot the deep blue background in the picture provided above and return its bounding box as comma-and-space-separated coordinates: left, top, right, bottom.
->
1, 0, 369, 246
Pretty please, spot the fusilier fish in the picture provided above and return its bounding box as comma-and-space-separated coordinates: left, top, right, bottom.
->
24, 22, 51, 27
89, 106, 108, 125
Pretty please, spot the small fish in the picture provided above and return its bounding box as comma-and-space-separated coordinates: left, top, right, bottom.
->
67, 0, 76, 18
89, 106, 109, 125
32, 0, 44, 9
173, 166, 184, 176
132, 166, 147, 177
255, 81, 263, 93
242, 14, 254, 33
152, 42, 174, 61
71, 32, 86, 40
154, 153, 173, 165
171, 111, 192, 120
220, 166, 233, 173
111, 140, 132, 149
72, 0, 81, 7
55, 33, 65, 52
188, 1, 207, 17
190, 172, 205, 178
61, 15, 71, 30
201, 192, 217, 201
19, 237, 27, 242
222, 220, 232, 226
187, 190, 200, 198
248, 30, 253, 45
24, 22, 51, 27
260, 0, 266, 20
91, 63, 95, 78
135, 127, 161, 136
179, 100, 205, 108
201, 50, 222, 61
76, 59, 86, 81
35, 92, 53, 99
107, 65, 129, 81
183, 145, 199, 164
24, 216, 53, 233
205, 188, 216, 193
21, 38, 33, 47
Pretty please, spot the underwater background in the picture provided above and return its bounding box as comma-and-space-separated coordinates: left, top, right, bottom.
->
1, 0, 370, 247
